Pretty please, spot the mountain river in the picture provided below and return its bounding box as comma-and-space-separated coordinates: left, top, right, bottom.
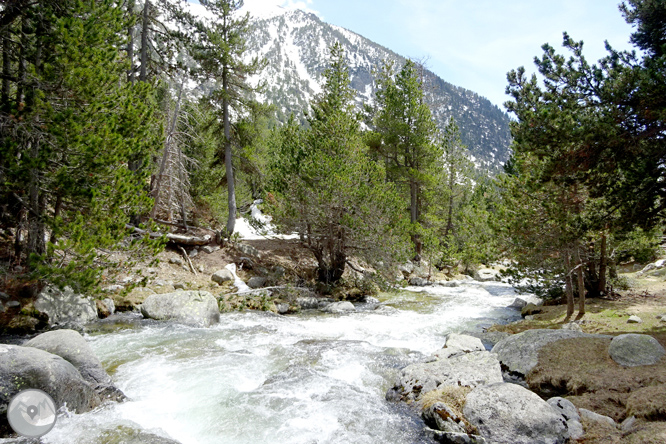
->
25, 280, 528, 444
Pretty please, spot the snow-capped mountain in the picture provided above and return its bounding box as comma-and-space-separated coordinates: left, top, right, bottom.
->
244, 8, 512, 172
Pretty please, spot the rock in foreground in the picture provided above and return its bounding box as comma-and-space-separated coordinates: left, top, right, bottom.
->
0, 344, 100, 436
24, 329, 125, 402
141, 291, 220, 327
463, 382, 568, 444
25, 329, 111, 385
491, 329, 597, 379
387, 350, 502, 402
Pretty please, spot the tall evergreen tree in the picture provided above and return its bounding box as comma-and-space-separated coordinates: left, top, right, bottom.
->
191, 0, 266, 236
372, 59, 440, 260
268, 43, 407, 283
0, 0, 162, 290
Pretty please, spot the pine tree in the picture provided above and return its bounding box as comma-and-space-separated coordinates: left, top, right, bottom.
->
268, 43, 407, 284
372, 59, 440, 261
191, 0, 266, 236
0, 0, 163, 291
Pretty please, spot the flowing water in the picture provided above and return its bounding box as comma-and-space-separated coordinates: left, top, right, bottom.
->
33, 281, 528, 444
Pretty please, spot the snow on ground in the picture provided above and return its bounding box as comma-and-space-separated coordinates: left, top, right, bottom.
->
235, 200, 298, 240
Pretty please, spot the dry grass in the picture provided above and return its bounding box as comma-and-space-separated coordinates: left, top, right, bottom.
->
579, 418, 666, 444
417, 385, 477, 434
626, 385, 666, 420
527, 336, 666, 422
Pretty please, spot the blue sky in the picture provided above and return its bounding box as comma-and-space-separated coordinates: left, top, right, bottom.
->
242, 0, 637, 109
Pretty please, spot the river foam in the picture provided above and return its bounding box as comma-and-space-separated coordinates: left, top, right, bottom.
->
33, 280, 525, 444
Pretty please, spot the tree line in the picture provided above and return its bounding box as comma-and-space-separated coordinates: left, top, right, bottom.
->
497, 0, 665, 317
0, 0, 491, 292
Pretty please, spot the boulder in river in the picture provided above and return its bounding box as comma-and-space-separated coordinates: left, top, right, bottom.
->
608, 333, 665, 367
472, 268, 500, 282
321, 301, 356, 313
0, 344, 100, 436
387, 350, 502, 402
141, 291, 220, 327
463, 382, 568, 444
25, 329, 126, 402
408, 277, 430, 286
34, 285, 98, 328
509, 298, 528, 309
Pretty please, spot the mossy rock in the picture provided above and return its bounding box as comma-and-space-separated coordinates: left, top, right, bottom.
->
521, 303, 543, 317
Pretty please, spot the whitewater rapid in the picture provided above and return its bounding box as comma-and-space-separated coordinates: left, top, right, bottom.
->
28, 281, 526, 444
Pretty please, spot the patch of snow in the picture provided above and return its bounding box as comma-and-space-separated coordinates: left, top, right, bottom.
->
224, 263, 251, 293
235, 200, 298, 240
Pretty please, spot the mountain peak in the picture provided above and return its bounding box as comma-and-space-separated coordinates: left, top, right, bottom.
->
245, 10, 511, 171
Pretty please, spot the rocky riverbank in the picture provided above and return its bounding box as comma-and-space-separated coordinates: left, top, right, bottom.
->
1, 237, 665, 443
380, 259, 666, 444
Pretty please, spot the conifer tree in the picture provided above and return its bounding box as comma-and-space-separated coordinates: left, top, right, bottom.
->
268, 43, 407, 283
373, 59, 440, 261
191, 0, 266, 236
0, 0, 162, 290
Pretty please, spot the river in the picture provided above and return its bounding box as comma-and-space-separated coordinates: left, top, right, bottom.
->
36, 280, 527, 444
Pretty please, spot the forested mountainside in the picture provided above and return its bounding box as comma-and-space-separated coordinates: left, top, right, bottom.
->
245, 9, 512, 171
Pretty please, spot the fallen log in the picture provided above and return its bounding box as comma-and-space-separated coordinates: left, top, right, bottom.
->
125, 224, 212, 246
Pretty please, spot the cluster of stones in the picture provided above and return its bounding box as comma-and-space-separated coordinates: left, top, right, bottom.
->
386, 329, 666, 444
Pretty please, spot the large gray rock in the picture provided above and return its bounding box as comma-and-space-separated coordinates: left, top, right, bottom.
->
509, 298, 528, 309
386, 351, 502, 402
322, 301, 356, 313
491, 329, 596, 378
435, 333, 485, 359
473, 268, 500, 282
408, 277, 430, 286
24, 330, 110, 385
24, 330, 125, 402
34, 286, 98, 328
211, 269, 234, 284
0, 344, 100, 436
463, 383, 568, 444
141, 291, 220, 327
608, 333, 665, 367
247, 276, 267, 289
547, 397, 583, 441
296, 296, 333, 310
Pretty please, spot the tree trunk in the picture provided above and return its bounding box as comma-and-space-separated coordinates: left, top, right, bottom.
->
27, 140, 45, 256
563, 248, 574, 319
151, 83, 183, 219
598, 231, 607, 295
410, 178, 421, 260
16, 20, 25, 106
223, 67, 236, 236
573, 243, 586, 315
126, 0, 135, 84
2, 30, 10, 106
139, 0, 149, 82
315, 249, 346, 284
